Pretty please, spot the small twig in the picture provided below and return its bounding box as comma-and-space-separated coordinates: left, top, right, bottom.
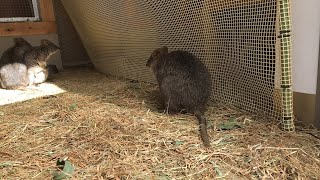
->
255, 147, 302, 151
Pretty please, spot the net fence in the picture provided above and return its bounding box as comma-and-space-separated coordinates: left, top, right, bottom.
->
53, 0, 90, 67
60, 0, 294, 129
0, 0, 35, 18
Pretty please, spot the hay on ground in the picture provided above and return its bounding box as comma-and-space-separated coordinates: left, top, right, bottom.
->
0, 67, 319, 179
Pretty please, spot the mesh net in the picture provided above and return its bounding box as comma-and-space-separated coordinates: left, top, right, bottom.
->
278, 0, 294, 130
53, 0, 90, 67
0, 0, 35, 18
60, 0, 294, 129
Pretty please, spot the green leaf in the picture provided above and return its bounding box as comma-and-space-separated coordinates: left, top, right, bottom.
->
53, 159, 75, 180
211, 161, 223, 177
69, 103, 77, 110
174, 140, 184, 145
214, 165, 223, 177
217, 118, 241, 130
0, 161, 21, 167
243, 155, 252, 163
156, 174, 171, 180
45, 151, 54, 156
207, 120, 213, 128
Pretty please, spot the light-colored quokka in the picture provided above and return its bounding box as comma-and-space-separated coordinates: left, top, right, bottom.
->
0, 37, 32, 90
23, 39, 60, 85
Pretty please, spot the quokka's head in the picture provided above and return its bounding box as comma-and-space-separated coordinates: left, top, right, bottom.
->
40, 39, 60, 56
146, 46, 168, 71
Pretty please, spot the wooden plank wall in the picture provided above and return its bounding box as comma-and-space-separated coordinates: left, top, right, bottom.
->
0, 0, 57, 36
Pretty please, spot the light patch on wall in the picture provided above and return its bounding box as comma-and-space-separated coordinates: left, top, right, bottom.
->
0, 83, 66, 106
292, 0, 320, 94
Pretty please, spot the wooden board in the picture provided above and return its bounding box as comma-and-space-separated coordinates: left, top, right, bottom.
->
0, 0, 57, 36
0, 22, 57, 36
39, 0, 56, 21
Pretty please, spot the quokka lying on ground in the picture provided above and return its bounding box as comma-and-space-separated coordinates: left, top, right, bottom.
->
0, 38, 60, 89
0, 37, 32, 90
24, 39, 60, 85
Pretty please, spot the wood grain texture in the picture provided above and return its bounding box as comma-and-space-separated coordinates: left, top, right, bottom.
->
39, 0, 56, 21
0, 22, 57, 36
0, 0, 57, 36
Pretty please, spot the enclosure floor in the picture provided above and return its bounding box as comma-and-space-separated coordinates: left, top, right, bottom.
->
0, 67, 319, 179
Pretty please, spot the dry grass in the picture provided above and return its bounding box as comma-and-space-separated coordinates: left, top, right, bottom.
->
0, 67, 319, 180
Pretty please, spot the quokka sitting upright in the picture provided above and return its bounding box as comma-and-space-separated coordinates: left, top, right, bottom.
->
23, 39, 60, 85
0, 37, 32, 90
147, 46, 212, 146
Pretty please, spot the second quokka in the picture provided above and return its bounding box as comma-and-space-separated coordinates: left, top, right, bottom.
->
147, 46, 212, 146
0, 37, 32, 90
23, 39, 60, 85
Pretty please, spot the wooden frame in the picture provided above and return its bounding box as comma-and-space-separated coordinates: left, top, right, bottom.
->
0, 0, 40, 22
39, 0, 56, 22
315, 30, 320, 128
0, 0, 57, 36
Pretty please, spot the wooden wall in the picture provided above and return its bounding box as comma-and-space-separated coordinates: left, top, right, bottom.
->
0, 0, 57, 36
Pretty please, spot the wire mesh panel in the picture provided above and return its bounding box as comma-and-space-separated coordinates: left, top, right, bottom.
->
53, 0, 90, 67
278, 0, 294, 130
61, 0, 294, 127
0, 0, 39, 22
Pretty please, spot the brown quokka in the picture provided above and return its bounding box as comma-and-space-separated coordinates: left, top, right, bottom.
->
0, 37, 32, 90
23, 39, 60, 85
146, 46, 212, 146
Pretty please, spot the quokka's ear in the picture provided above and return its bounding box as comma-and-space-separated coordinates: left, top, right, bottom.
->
13, 37, 30, 46
159, 46, 168, 55
152, 46, 168, 60
41, 39, 60, 49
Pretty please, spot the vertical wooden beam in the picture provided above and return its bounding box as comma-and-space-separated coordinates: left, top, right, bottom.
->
0, 22, 57, 36
315, 31, 320, 128
39, 0, 56, 21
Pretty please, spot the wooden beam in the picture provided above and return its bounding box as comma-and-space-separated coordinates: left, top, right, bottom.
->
0, 22, 57, 36
39, 0, 56, 21
315, 30, 320, 128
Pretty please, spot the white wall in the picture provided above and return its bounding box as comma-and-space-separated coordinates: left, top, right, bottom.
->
0, 34, 63, 70
292, 0, 320, 94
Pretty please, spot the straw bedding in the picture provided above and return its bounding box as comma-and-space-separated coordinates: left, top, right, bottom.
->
0, 67, 319, 179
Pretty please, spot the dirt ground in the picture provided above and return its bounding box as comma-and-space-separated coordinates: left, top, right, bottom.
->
0, 67, 319, 179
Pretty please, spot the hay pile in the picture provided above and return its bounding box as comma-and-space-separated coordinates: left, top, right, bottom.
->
0, 67, 319, 179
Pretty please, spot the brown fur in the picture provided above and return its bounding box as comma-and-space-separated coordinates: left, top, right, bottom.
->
23, 39, 60, 85
147, 46, 212, 146
0, 37, 32, 90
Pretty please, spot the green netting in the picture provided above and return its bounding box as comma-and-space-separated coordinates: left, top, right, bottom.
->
60, 0, 294, 128
278, 0, 294, 130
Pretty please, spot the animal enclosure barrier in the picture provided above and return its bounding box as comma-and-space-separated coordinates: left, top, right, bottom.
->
0, 0, 40, 22
60, 0, 294, 130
